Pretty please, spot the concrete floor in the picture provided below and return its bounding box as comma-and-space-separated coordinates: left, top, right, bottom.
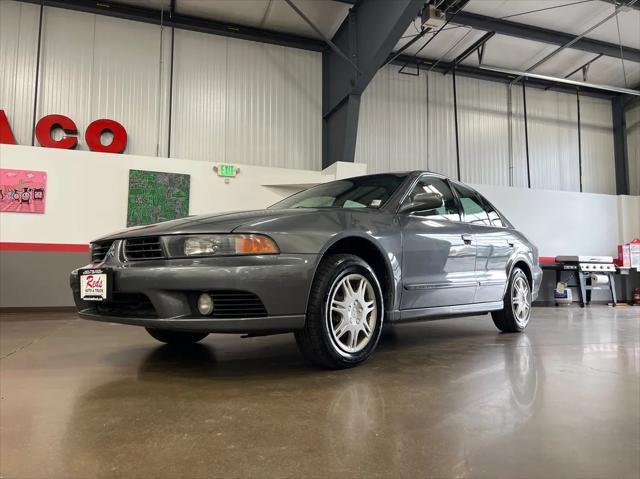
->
1, 306, 638, 479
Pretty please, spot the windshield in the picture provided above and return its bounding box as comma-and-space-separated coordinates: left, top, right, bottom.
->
269, 174, 408, 210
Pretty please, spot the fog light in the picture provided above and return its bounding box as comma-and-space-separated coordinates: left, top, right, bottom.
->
197, 293, 214, 316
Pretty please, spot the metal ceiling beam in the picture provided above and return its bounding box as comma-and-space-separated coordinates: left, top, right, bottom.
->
444, 30, 495, 74
449, 11, 640, 63
479, 64, 640, 96
284, 0, 360, 72
18, 0, 326, 52
392, 54, 633, 98
510, 0, 636, 83
323, 0, 425, 168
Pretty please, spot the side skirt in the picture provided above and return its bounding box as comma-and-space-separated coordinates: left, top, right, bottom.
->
387, 301, 504, 323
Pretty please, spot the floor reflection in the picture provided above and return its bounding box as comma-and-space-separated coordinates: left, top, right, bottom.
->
58, 327, 551, 477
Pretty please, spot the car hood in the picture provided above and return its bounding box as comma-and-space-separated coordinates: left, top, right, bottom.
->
94, 209, 319, 241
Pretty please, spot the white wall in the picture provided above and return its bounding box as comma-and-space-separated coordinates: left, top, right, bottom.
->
474, 184, 638, 258
1, 144, 637, 258
0, 145, 359, 245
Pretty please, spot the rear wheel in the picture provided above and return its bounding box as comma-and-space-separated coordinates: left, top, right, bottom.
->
146, 328, 208, 345
295, 254, 384, 369
492, 267, 531, 333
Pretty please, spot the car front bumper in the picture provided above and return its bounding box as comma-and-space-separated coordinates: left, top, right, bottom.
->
70, 242, 318, 333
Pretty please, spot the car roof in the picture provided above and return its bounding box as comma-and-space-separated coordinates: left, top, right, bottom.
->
342, 170, 453, 181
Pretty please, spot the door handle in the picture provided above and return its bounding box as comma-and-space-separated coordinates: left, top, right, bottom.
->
507, 240, 515, 247
461, 234, 472, 245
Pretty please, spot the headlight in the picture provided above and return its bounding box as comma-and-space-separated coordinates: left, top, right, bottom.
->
164, 234, 279, 257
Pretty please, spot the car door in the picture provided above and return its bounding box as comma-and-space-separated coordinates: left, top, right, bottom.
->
399, 176, 477, 310
450, 182, 512, 303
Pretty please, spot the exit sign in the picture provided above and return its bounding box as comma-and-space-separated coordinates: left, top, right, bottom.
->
215, 164, 238, 177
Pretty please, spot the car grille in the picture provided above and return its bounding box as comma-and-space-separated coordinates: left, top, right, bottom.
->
91, 241, 114, 263
93, 293, 157, 318
208, 291, 268, 318
124, 237, 166, 261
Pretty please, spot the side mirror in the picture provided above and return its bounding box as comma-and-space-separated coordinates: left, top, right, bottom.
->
399, 192, 444, 214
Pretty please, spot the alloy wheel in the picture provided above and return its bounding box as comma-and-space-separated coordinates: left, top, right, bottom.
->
511, 276, 531, 327
327, 273, 378, 354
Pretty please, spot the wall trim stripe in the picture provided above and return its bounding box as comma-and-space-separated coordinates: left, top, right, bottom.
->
0, 242, 89, 253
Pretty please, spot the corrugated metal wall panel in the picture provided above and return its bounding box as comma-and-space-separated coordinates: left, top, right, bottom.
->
355, 65, 429, 174
426, 71, 457, 178
91, 15, 166, 157
37, 7, 165, 156
509, 85, 529, 188
457, 76, 510, 186
388, 67, 429, 172
627, 104, 640, 196
226, 39, 287, 168
171, 31, 321, 170
355, 66, 391, 173
37, 7, 94, 141
579, 96, 615, 194
526, 88, 580, 191
156, 26, 173, 158
282, 46, 321, 170
170, 29, 228, 163
0, 1, 40, 145
0, 4, 622, 185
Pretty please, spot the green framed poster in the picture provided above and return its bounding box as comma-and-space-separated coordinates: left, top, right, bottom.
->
127, 170, 190, 227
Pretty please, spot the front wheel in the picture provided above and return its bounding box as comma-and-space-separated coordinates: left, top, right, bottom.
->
295, 254, 384, 369
146, 328, 208, 345
492, 268, 532, 333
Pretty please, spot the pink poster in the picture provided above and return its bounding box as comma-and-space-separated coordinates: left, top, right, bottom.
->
0, 169, 47, 214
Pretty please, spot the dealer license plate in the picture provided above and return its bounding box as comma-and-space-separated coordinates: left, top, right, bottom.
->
80, 268, 111, 301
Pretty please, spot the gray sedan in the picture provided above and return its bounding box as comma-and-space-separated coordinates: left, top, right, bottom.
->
70, 172, 542, 368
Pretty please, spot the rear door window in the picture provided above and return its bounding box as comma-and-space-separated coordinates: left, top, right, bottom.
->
451, 183, 490, 225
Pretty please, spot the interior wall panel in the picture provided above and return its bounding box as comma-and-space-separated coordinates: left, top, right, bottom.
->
627, 104, 640, 196
282, 46, 321, 170
37, 7, 94, 142
37, 6, 166, 156
426, 71, 458, 178
388, 68, 429, 172
526, 89, 580, 191
579, 96, 615, 194
91, 15, 167, 157
354, 66, 391, 173
0, 1, 40, 145
457, 76, 510, 186
171, 32, 321, 170
355, 66, 429, 174
509, 85, 529, 188
170, 29, 228, 163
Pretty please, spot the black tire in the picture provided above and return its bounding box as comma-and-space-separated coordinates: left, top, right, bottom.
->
145, 328, 208, 345
492, 267, 532, 333
295, 254, 384, 369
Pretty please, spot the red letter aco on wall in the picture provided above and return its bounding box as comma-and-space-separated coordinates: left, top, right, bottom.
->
0, 109, 127, 154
